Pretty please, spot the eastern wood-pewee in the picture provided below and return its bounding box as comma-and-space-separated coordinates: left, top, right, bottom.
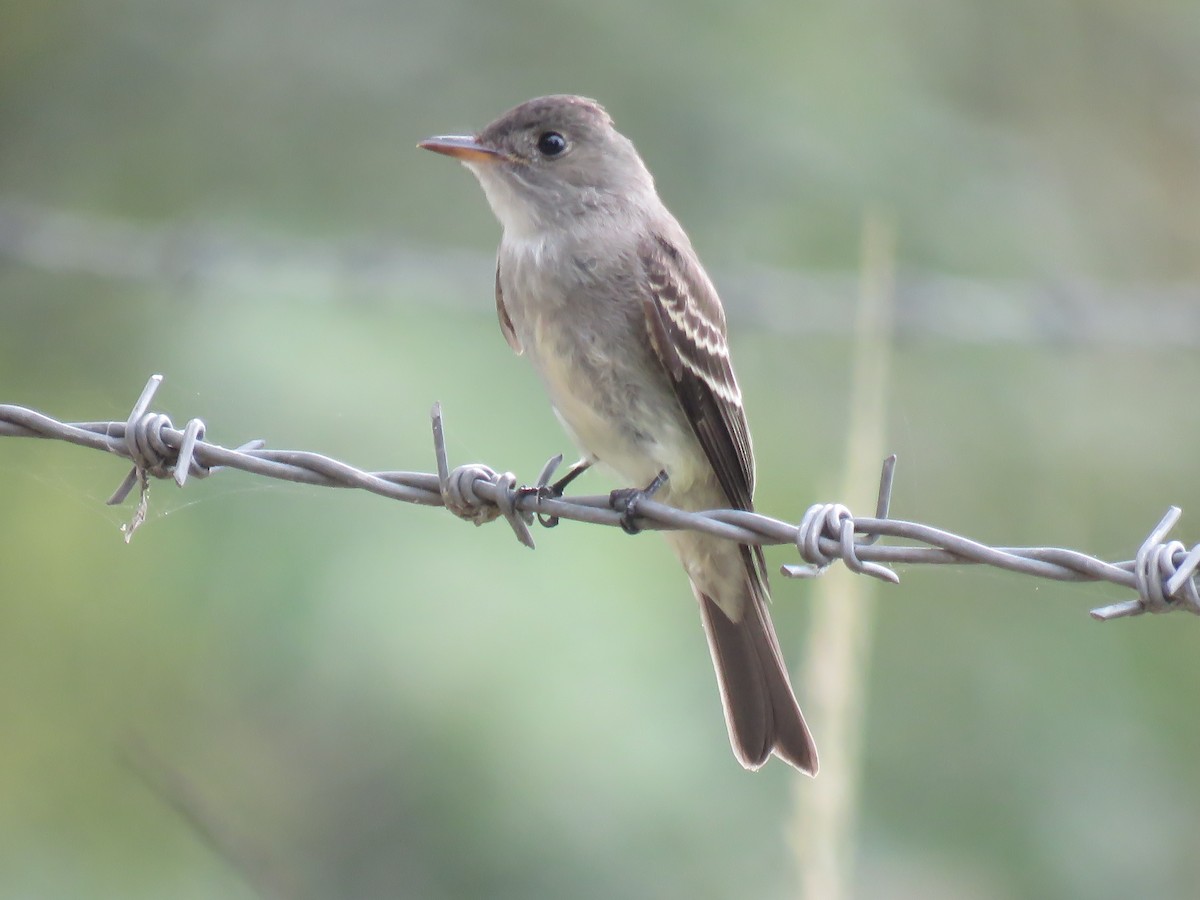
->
420, 95, 817, 774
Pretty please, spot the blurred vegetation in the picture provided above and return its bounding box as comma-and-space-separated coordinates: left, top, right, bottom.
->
2, 1, 1199, 898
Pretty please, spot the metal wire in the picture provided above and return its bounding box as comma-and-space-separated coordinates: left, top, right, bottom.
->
3, 374, 1198, 622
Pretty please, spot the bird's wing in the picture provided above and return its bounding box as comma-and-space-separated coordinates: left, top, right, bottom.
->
495, 258, 522, 354
638, 232, 755, 512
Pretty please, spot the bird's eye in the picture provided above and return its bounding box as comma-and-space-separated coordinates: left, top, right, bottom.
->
536, 131, 567, 157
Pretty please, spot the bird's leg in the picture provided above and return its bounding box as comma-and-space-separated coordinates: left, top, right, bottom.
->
609, 469, 669, 535
548, 458, 592, 497
528, 457, 593, 528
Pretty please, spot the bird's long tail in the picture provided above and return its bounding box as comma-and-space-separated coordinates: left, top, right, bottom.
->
693, 547, 818, 774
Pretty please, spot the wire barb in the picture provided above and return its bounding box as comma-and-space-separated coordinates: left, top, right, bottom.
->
530, 454, 566, 528
430, 402, 534, 547
102, 374, 213, 540
2, 376, 1199, 620
1089, 508, 1200, 620
782, 456, 900, 583
785, 502, 898, 584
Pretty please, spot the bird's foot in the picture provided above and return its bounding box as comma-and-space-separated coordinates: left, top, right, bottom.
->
609, 470, 669, 535
521, 456, 593, 528
547, 458, 592, 498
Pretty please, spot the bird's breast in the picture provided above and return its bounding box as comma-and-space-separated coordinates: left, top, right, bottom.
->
498, 236, 705, 495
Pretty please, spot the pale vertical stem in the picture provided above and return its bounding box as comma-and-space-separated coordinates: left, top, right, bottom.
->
790, 213, 896, 899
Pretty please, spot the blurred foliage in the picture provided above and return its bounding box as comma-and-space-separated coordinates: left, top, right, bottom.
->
2, 1, 1199, 898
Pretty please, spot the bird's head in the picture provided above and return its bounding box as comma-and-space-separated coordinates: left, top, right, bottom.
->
419, 95, 656, 237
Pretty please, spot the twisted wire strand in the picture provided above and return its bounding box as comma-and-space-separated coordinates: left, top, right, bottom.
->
2, 375, 1197, 621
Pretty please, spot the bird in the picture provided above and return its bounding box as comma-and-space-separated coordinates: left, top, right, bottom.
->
419, 95, 817, 774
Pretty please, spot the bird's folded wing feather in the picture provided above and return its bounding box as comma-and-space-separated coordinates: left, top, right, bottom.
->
494, 259, 522, 354
638, 232, 755, 514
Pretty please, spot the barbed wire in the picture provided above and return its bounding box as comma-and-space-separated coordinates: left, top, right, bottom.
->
2, 374, 1198, 623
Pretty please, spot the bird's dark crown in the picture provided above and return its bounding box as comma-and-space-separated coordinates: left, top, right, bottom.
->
478, 95, 613, 153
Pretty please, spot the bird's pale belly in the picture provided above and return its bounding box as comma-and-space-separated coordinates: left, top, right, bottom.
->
526, 314, 706, 499
535, 336, 746, 616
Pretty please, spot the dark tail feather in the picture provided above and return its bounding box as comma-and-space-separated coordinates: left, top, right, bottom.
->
696, 584, 818, 775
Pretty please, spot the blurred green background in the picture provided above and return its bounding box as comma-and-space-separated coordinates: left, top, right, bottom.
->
3, 1, 1199, 898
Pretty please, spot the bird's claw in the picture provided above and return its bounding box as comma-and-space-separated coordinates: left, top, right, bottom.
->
524, 455, 594, 528
609, 470, 669, 535
519, 482, 563, 528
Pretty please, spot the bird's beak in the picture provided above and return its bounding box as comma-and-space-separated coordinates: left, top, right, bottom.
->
418, 135, 505, 164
